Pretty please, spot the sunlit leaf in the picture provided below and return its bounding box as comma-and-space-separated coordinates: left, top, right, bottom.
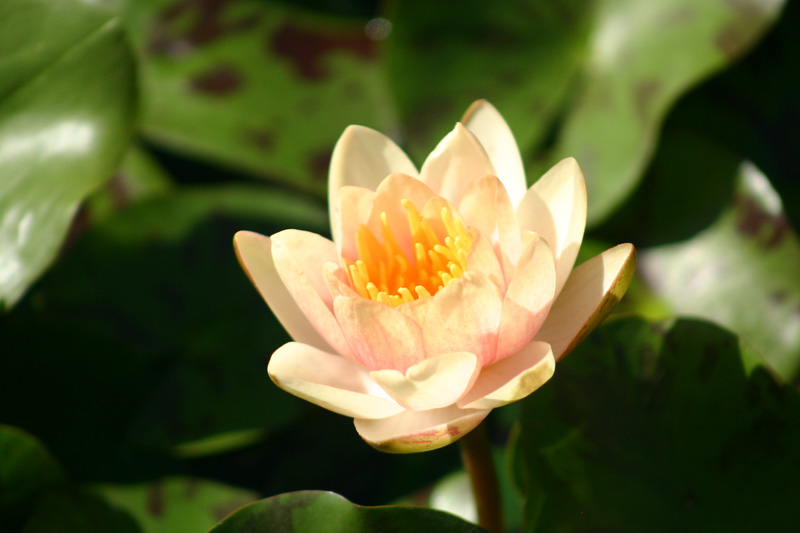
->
640, 163, 800, 381
210, 491, 487, 532
0, 0, 137, 309
512, 316, 800, 530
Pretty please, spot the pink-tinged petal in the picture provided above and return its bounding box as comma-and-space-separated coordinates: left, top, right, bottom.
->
370, 352, 480, 411
337, 185, 376, 259
465, 230, 506, 293
354, 405, 490, 453
496, 232, 556, 362
365, 172, 439, 259
234, 231, 330, 352
517, 158, 587, 297
269, 342, 404, 419
458, 341, 554, 410
397, 296, 434, 328
423, 271, 503, 366
419, 123, 496, 205
535, 243, 636, 360
334, 296, 426, 372
271, 230, 356, 361
461, 100, 527, 207
458, 174, 522, 279
329, 126, 418, 244
322, 261, 358, 300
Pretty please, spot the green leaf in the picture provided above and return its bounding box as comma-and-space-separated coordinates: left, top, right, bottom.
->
0, 186, 325, 473
640, 163, 800, 381
512, 316, 800, 531
95, 476, 258, 532
0, 0, 138, 309
547, 0, 785, 225
385, 0, 592, 161
122, 0, 395, 195
210, 491, 488, 532
21, 490, 139, 533
0, 425, 66, 530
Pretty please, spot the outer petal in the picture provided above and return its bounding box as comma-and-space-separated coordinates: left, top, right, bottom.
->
496, 232, 556, 362
354, 405, 490, 453
458, 341, 554, 410
329, 125, 418, 244
461, 100, 527, 207
517, 158, 587, 297
268, 342, 404, 419
458, 174, 522, 280
271, 230, 356, 360
534, 243, 636, 360
337, 185, 376, 259
370, 352, 480, 411
422, 271, 503, 366
419, 123, 496, 205
234, 231, 330, 353
334, 296, 426, 372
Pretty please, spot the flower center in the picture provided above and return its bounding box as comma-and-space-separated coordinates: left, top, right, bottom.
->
345, 199, 473, 307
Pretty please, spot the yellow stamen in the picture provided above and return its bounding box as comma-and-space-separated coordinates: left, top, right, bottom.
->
343, 199, 473, 307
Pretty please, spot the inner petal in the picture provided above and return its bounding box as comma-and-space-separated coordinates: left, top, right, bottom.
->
344, 199, 473, 307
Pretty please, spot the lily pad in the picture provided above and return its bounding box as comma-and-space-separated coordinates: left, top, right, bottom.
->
640, 163, 800, 381
121, 0, 395, 195
547, 0, 785, 225
0, 0, 138, 309
96, 476, 258, 532
512, 316, 800, 530
21, 490, 139, 533
210, 491, 487, 532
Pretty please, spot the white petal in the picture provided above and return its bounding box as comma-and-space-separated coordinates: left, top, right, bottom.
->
370, 352, 480, 411
458, 341, 554, 410
234, 231, 330, 352
534, 243, 636, 360
419, 123, 496, 206
517, 158, 587, 297
337, 185, 376, 259
268, 342, 404, 419
329, 125, 418, 244
461, 100, 527, 207
354, 405, 490, 453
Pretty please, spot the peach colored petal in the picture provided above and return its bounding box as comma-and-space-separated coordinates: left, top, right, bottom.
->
496, 232, 556, 362
365, 172, 439, 260
370, 352, 480, 411
329, 125, 418, 244
334, 296, 426, 372
461, 100, 527, 207
271, 230, 356, 361
464, 230, 506, 293
234, 231, 330, 352
419, 123, 496, 206
422, 271, 503, 366
458, 174, 522, 279
396, 296, 434, 328
517, 158, 587, 297
354, 405, 490, 453
337, 185, 376, 259
268, 342, 404, 419
458, 341, 554, 410
535, 243, 636, 360
322, 261, 358, 300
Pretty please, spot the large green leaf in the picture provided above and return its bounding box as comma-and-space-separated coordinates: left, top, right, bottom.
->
640, 163, 800, 381
95, 476, 258, 532
210, 491, 487, 532
121, 0, 395, 195
0, 0, 138, 309
0, 425, 66, 531
512, 316, 800, 531
547, 0, 785, 225
385, 0, 592, 161
0, 185, 326, 473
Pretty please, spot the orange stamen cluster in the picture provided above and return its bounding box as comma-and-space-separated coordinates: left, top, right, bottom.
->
345, 199, 473, 307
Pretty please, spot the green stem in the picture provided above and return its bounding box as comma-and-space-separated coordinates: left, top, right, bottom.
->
459, 422, 503, 532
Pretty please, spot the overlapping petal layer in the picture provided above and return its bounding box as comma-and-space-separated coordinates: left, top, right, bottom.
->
235, 101, 635, 453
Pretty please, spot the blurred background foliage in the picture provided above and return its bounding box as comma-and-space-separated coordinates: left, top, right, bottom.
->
1, 0, 798, 530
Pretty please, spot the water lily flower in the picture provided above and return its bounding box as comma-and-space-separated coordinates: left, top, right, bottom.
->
235, 101, 635, 453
